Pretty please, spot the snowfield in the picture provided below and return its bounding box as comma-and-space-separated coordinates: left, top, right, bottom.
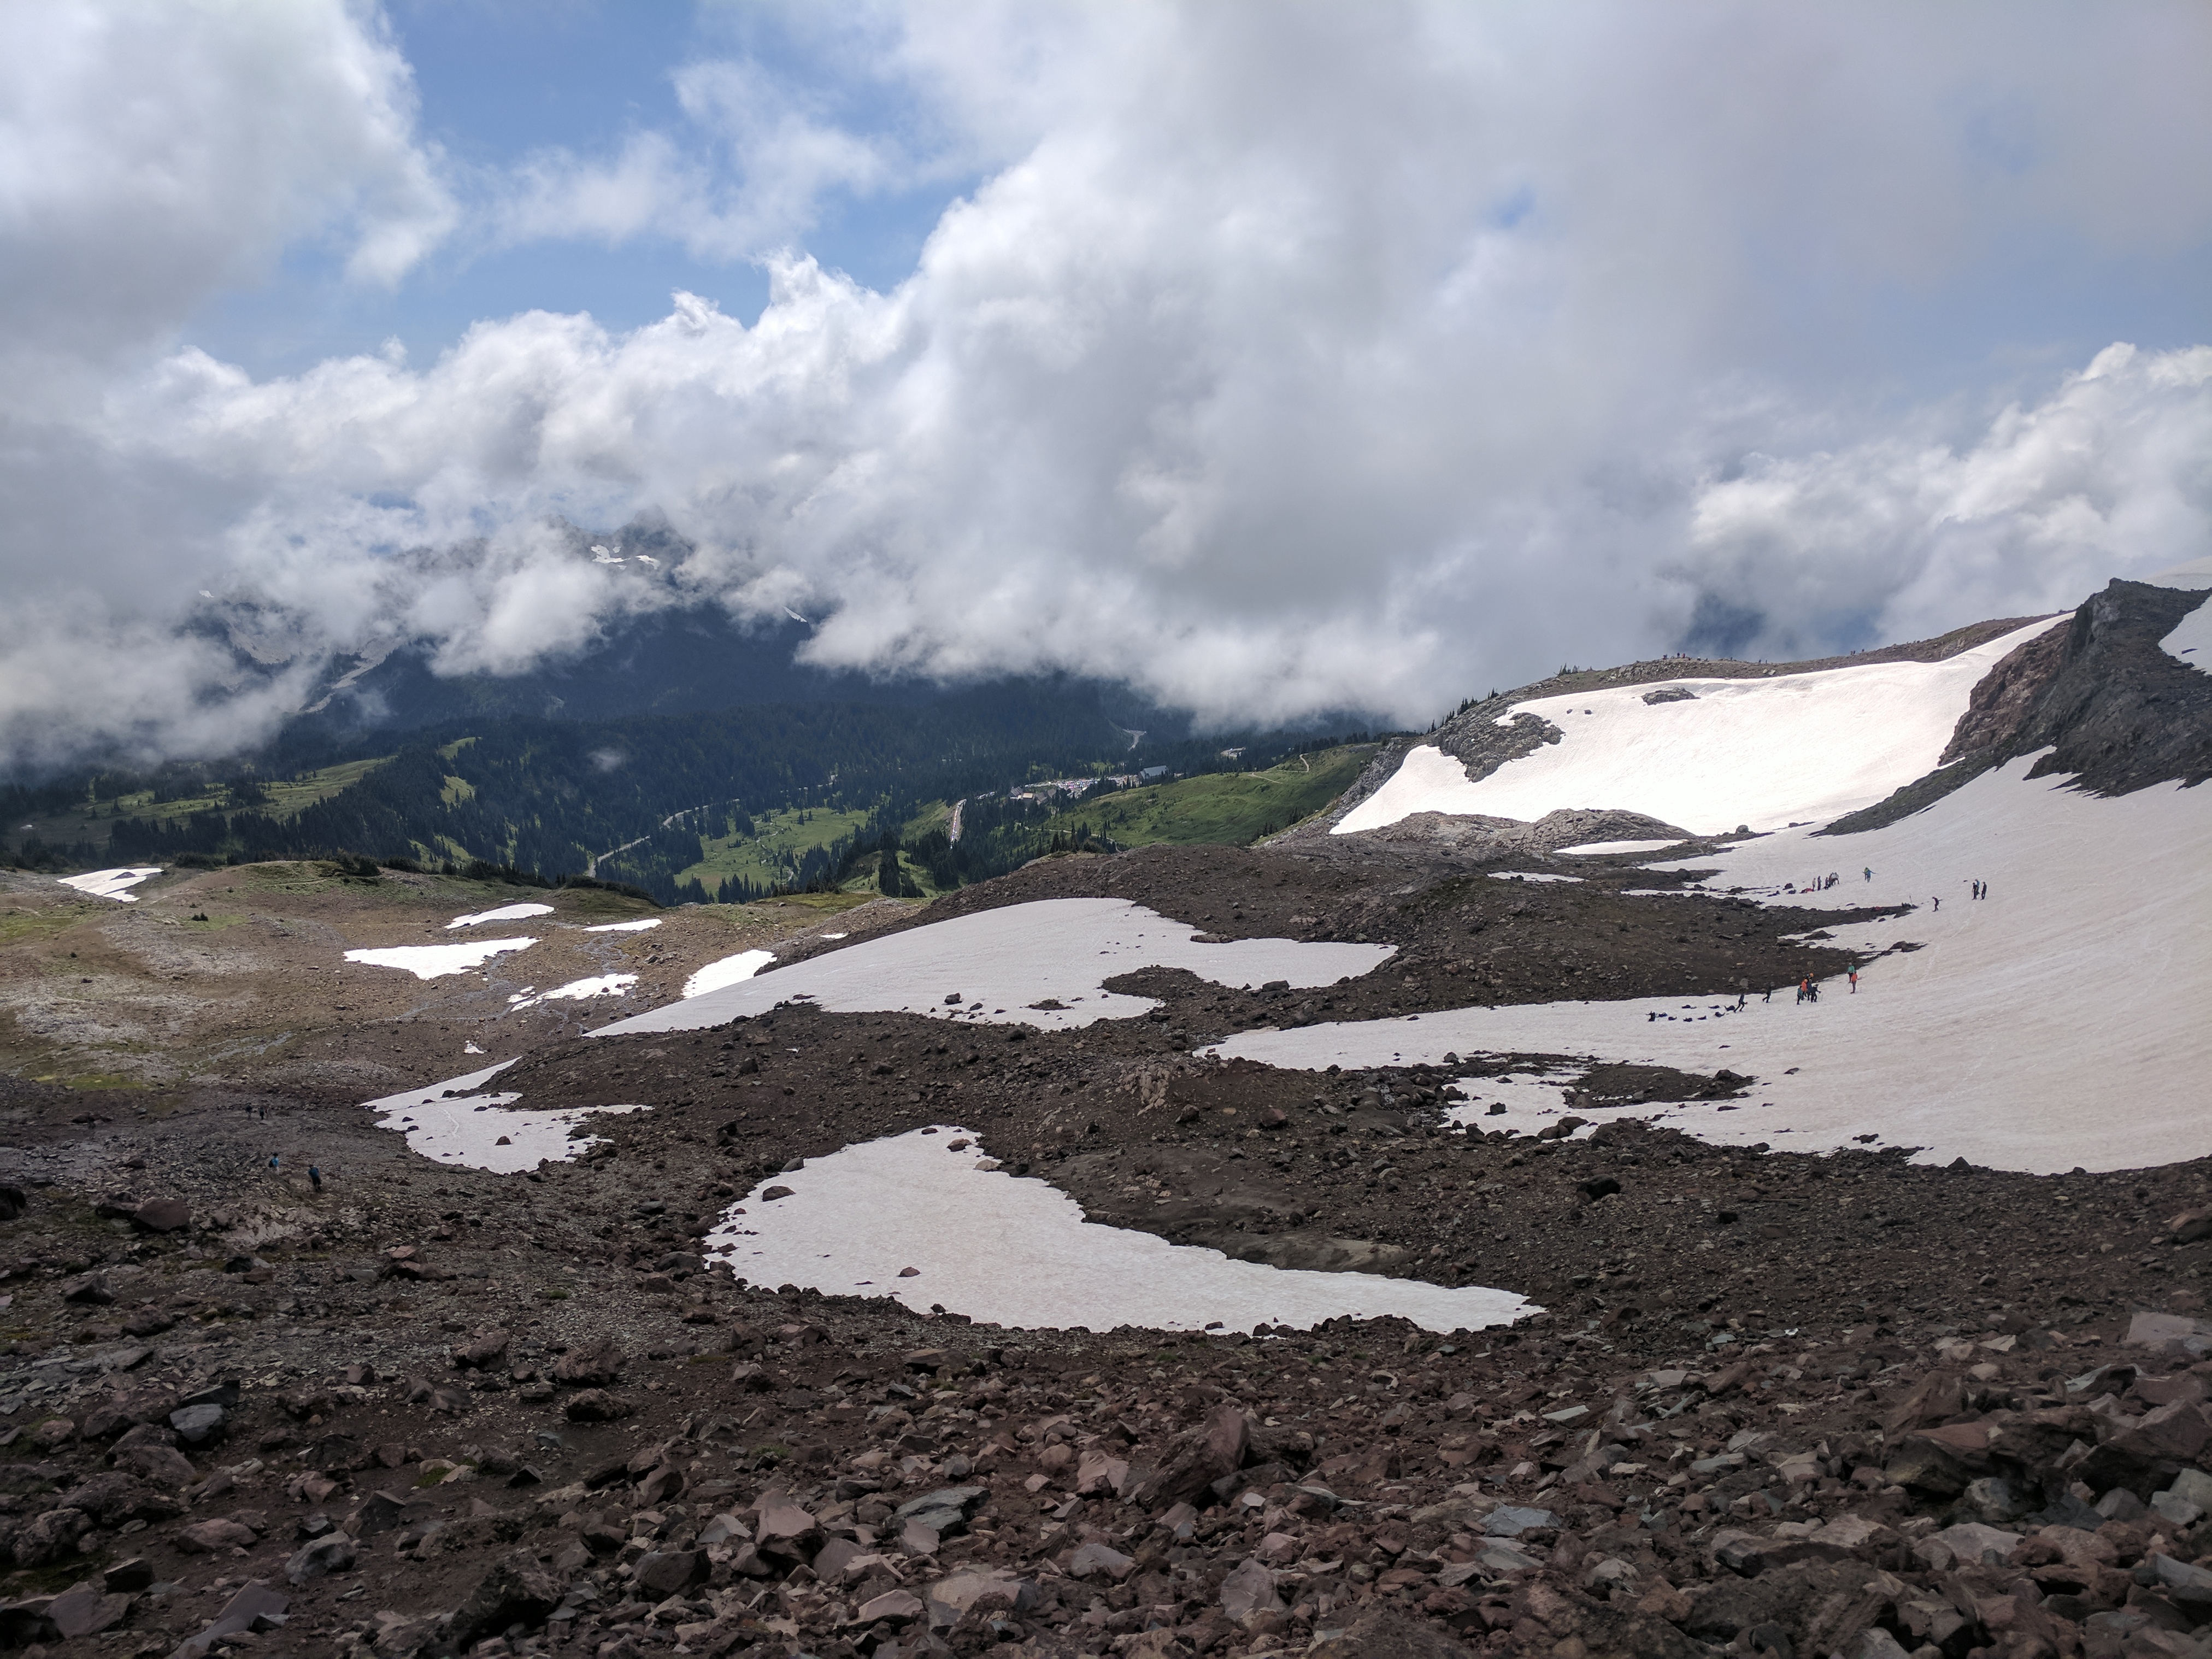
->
581, 918, 661, 934
507, 973, 637, 1011
59, 868, 162, 902
362, 1063, 648, 1174
1224, 756, 2210, 1173
343, 938, 537, 980
446, 902, 554, 929
598, 898, 1396, 1038
1557, 839, 1688, 856
682, 949, 776, 999
707, 1126, 1533, 1334
1338, 617, 2063, 837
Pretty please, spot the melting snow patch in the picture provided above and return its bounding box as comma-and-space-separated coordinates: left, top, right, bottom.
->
602, 898, 1396, 1037
1338, 617, 2063, 836
447, 903, 555, 929
581, 918, 661, 933
1225, 757, 2211, 1174
362, 1063, 648, 1174
1489, 872, 1581, 883
708, 1127, 1533, 1334
1557, 839, 1687, 856
344, 938, 537, 980
508, 974, 638, 1011
60, 868, 162, 902
683, 949, 776, 999
2159, 593, 2211, 673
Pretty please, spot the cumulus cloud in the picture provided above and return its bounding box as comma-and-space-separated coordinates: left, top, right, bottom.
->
0, 1, 450, 375
4, 2, 2211, 770
1677, 345, 2212, 660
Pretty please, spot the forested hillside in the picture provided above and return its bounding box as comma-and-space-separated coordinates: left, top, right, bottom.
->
4, 686, 1372, 903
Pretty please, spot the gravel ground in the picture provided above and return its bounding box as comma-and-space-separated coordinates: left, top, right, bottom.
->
6, 833, 2212, 1657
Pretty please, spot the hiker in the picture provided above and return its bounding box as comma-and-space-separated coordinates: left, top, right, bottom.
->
1849, 968, 1858, 993
1763, 986, 1772, 1003
1933, 896, 1940, 912
267, 1154, 279, 1171
308, 1164, 322, 1192
1863, 867, 1872, 883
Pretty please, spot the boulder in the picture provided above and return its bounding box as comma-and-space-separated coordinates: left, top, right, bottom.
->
448, 1550, 564, 1651
894, 1485, 987, 1540
632, 1550, 707, 1598
449, 1328, 510, 1370
286, 1533, 357, 1586
46, 1582, 132, 1640
1069, 1541, 1136, 1581
1684, 1558, 1899, 1654
60, 1472, 179, 1528
1220, 1558, 1284, 1621
168, 1581, 288, 1659
923, 1570, 1038, 1632
564, 1389, 631, 1422
132, 1197, 191, 1233
168, 1403, 226, 1445
856, 1588, 925, 1626
1307, 1602, 1476, 1658
113, 1440, 196, 1488
550, 1340, 625, 1387
177, 1518, 256, 1554
1131, 1404, 1251, 1510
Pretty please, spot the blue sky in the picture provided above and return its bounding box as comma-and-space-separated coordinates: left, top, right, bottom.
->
2, 1, 2208, 767
193, 2, 983, 374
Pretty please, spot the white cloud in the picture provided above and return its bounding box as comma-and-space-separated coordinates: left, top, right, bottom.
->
1679, 345, 2212, 658
0, 0, 451, 373
3, 2, 2211, 769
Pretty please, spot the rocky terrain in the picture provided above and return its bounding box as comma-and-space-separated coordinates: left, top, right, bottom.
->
9, 825, 2212, 1659
4, 574, 2208, 1658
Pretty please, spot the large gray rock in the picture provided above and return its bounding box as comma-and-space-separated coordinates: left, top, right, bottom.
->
1219, 1558, 1283, 1621
286, 1533, 356, 1586
894, 1485, 987, 1539
168, 1403, 226, 1445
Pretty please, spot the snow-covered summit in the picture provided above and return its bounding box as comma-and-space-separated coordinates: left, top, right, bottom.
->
1339, 617, 2062, 837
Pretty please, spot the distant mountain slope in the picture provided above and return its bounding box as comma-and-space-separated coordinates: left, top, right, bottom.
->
1304, 577, 2210, 848
32, 688, 1365, 903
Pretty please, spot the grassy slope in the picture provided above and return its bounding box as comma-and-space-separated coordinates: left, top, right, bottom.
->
676, 803, 874, 891
1058, 745, 1373, 848
670, 748, 1371, 897
7, 756, 395, 856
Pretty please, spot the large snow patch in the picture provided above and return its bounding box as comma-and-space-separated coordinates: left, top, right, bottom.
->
508, 974, 637, 1011
708, 1126, 1532, 1334
344, 938, 537, 980
362, 1063, 648, 1174
1338, 617, 2062, 837
683, 949, 776, 999
1231, 757, 2211, 1174
598, 898, 1395, 1037
448, 903, 554, 929
60, 868, 162, 902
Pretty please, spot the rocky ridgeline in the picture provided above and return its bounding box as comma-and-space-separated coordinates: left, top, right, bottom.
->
12, 1189, 2212, 1659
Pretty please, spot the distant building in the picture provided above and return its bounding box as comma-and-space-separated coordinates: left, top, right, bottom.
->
1140, 766, 1169, 781
1219, 747, 1245, 760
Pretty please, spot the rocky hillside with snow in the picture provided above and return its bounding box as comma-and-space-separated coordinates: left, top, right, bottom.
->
1, 567, 2208, 1659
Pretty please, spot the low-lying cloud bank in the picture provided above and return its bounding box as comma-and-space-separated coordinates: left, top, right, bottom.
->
3, 2, 2209, 772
